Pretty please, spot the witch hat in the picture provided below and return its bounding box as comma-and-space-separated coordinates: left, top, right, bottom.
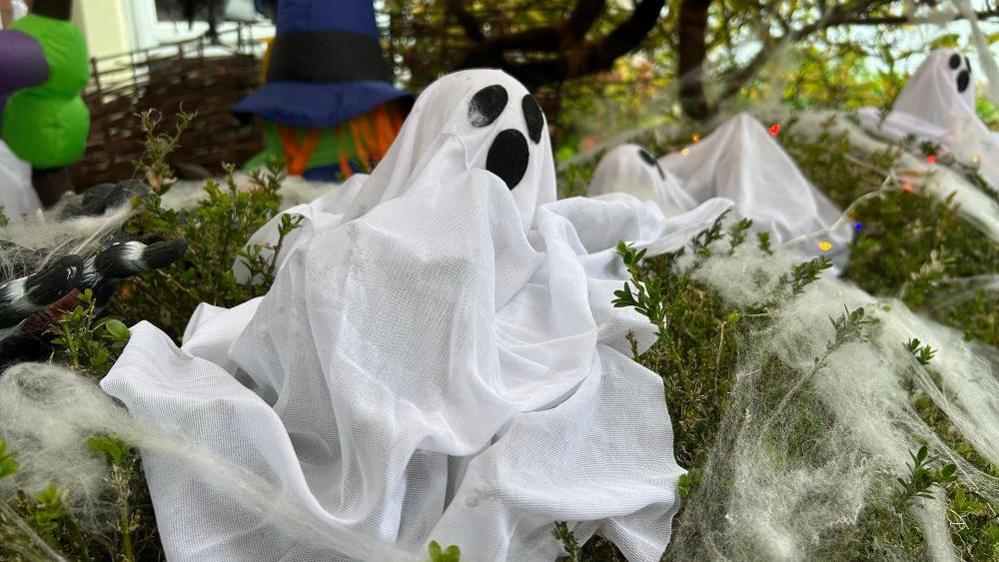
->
234, 0, 411, 129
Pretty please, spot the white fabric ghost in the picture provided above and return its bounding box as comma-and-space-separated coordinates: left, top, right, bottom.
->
587, 144, 696, 217
858, 49, 999, 194
860, 49, 982, 143
657, 113, 852, 257
101, 70, 686, 562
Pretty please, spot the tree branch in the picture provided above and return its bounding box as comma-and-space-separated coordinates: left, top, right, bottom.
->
566, 0, 607, 40
828, 8, 999, 26
446, 0, 485, 42
457, 0, 666, 88
677, 0, 712, 120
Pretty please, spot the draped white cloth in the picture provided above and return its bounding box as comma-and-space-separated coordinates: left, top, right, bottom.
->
858, 48, 999, 193
859, 49, 983, 143
100, 70, 726, 561
656, 113, 850, 252
587, 144, 696, 218
0, 140, 39, 217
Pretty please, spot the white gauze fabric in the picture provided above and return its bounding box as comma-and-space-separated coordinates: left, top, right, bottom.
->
101, 69, 685, 561
859, 49, 982, 142
587, 144, 696, 217
658, 113, 852, 255
858, 49, 999, 194
0, 141, 38, 217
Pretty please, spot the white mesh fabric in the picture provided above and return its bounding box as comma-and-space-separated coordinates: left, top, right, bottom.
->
101, 69, 685, 561
587, 144, 696, 217
659, 113, 851, 251
0, 140, 40, 217
857, 49, 999, 195
860, 49, 981, 142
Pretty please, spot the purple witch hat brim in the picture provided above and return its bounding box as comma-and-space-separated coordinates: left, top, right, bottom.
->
233, 80, 412, 129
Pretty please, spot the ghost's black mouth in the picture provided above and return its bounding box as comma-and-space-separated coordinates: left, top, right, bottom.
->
486, 129, 529, 190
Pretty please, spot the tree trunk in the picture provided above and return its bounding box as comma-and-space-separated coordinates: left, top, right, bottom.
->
678, 0, 711, 120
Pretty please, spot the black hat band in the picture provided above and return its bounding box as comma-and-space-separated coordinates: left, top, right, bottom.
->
267, 30, 393, 84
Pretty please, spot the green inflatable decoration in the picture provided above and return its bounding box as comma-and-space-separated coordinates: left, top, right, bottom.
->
1, 13, 90, 169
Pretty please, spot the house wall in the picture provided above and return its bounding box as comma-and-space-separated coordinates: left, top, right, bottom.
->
72, 0, 135, 58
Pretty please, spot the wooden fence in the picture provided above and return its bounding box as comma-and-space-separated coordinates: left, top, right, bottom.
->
70, 25, 268, 188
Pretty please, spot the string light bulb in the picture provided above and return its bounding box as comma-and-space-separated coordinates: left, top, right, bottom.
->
818, 240, 832, 252
768, 124, 781, 136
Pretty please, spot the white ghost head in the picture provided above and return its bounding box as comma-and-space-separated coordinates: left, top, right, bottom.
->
343, 69, 555, 231
893, 49, 976, 132
587, 143, 696, 217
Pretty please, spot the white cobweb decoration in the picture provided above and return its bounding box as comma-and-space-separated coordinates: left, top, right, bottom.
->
0, 363, 423, 562
665, 237, 998, 561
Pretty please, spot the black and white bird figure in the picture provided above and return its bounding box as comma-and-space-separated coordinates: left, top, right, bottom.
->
0, 182, 188, 363
0, 252, 83, 333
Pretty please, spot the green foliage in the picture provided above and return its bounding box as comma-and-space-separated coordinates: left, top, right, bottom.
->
614, 243, 666, 338
112, 160, 295, 342
90, 434, 143, 562
50, 289, 130, 377
0, 441, 17, 479
727, 218, 753, 254
895, 446, 958, 505
783, 117, 999, 346
553, 522, 582, 562
612, 215, 754, 471
25, 485, 68, 543
789, 255, 834, 299
427, 540, 461, 562
756, 231, 772, 255
135, 108, 196, 192
87, 435, 133, 468
903, 338, 936, 366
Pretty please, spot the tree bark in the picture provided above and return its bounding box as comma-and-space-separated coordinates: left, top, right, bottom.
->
453, 0, 666, 89
677, 0, 711, 120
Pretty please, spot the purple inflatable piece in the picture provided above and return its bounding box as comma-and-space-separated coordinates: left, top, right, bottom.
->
0, 30, 49, 99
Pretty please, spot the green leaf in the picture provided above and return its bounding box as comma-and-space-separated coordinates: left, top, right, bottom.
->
0, 440, 18, 478
428, 540, 461, 562
105, 319, 130, 341
929, 33, 960, 49
87, 434, 133, 466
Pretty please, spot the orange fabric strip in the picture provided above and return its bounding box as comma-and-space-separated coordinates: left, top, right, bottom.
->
277, 125, 321, 176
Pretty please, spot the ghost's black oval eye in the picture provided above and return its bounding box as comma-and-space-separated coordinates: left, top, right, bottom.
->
486, 129, 529, 190
949, 53, 962, 69
637, 146, 666, 179
469, 85, 509, 127
965, 56, 972, 74
957, 69, 970, 93
522, 94, 545, 144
